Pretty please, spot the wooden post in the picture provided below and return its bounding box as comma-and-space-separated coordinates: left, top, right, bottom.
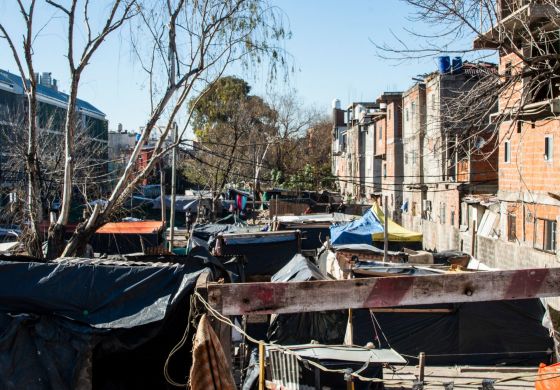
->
169, 122, 178, 251
258, 342, 265, 390
418, 352, 425, 382
346, 308, 353, 345
160, 160, 166, 224
195, 271, 231, 371
384, 197, 389, 262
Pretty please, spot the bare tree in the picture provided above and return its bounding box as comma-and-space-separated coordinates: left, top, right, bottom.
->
59, 0, 288, 256
44, 0, 138, 258
0, 0, 44, 257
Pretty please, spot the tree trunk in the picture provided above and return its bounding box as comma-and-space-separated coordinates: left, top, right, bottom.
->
24, 82, 44, 258
46, 76, 80, 259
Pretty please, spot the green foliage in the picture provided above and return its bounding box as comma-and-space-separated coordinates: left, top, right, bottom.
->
190, 76, 252, 135
279, 163, 336, 191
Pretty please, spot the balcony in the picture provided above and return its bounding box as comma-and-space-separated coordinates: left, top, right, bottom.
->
473, 3, 560, 49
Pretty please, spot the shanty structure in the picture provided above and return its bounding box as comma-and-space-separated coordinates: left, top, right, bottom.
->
330, 204, 422, 249
92, 220, 165, 255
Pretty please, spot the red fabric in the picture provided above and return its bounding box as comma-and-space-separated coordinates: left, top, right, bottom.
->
536, 362, 560, 390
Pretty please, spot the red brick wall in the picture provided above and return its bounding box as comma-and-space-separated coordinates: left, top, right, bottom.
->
499, 119, 560, 194
504, 201, 560, 250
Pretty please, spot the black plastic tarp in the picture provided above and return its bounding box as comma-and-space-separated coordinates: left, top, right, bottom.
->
267, 254, 347, 345
352, 299, 553, 366
220, 237, 299, 277
90, 232, 161, 255
0, 256, 214, 389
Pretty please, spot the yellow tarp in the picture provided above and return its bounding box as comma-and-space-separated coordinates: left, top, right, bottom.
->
370, 203, 423, 242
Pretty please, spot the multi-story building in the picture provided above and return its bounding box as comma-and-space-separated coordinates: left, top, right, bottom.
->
331, 99, 381, 200
108, 124, 137, 180
474, 0, 560, 262
401, 82, 426, 230
398, 63, 499, 238
0, 69, 108, 189
373, 92, 403, 221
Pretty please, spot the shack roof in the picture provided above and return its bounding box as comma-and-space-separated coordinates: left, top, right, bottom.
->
96, 221, 164, 234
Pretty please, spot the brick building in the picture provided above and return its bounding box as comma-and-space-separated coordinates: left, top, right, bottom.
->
331, 100, 380, 200
399, 65, 499, 233
474, 1, 560, 256
373, 92, 403, 222
401, 83, 426, 228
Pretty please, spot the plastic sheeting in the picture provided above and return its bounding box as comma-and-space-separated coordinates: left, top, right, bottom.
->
330, 208, 383, 246
267, 255, 347, 345
369, 202, 422, 242
352, 299, 553, 366
0, 256, 214, 389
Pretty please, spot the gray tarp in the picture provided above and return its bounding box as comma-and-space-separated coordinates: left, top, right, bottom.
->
0, 255, 215, 389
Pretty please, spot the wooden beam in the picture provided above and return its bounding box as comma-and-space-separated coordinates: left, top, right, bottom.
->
207, 268, 560, 316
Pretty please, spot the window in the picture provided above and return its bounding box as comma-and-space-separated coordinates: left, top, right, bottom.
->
411, 102, 416, 121
507, 214, 516, 242
378, 125, 383, 140
405, 152, 409, 165
388, 108, 391, 119
504, 62, 512, 77
383, 163, 387, 178
439, 203, 446, 224
405, 108, 409, 122
544, 220, 557, 252
545, 135, 553, 162
504, 141, 511, 163
450, 210, 455, 226
411, 201, 417, 216
535, 218, 557, 252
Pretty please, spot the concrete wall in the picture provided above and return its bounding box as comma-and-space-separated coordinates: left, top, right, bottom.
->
404, 215, 560, 309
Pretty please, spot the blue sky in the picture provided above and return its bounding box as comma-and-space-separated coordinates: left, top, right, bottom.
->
0, 1, 483, 132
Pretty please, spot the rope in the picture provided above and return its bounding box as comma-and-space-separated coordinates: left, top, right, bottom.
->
191, 290, 560, 387
163, 294, 197, 387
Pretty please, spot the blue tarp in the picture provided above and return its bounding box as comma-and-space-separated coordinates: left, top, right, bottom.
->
329, 209, 383, 246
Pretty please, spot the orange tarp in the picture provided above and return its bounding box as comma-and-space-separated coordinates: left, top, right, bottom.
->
96, 221, 164, 234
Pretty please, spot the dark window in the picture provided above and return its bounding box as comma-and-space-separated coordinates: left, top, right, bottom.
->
545, 136, 553, 161
544, 219, 557, 252
507, 214, 516, 242
504, 62, 512, 77
504, 141, 511, 163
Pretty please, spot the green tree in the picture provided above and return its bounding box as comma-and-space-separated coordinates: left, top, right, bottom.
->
185, 76, 277, 214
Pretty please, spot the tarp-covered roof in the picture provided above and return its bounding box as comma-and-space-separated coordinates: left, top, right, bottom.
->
329, 204, 422, 246
330, 208, 383, 246
370, 202, 422, 242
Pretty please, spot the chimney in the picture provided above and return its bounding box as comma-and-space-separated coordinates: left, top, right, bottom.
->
40, 72, 52, 88
331, 98, 345, 127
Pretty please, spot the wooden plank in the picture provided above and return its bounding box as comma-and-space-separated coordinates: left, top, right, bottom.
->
369, 308, 453, 313
207, 267, 560, 316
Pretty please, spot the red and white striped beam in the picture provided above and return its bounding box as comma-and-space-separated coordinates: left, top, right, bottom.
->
206, 268, 560, 316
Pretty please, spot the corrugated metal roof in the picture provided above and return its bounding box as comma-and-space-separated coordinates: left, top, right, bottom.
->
0, 69, 105, 116
96, 221, 165, 234
267, 345, 406, 364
